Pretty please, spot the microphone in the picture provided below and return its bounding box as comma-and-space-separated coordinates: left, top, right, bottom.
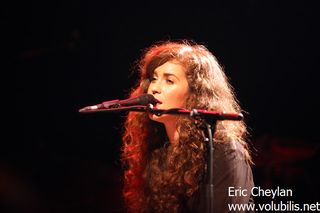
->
79, 94, 161, 112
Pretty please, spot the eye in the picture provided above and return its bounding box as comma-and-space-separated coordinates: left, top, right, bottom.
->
150, 77, 157, 82
166, 79, 174, 84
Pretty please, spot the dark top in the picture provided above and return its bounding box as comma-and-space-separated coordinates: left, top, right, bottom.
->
183, 141, 255, 213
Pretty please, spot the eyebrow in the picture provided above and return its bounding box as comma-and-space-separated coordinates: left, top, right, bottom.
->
153, 71, 179, 80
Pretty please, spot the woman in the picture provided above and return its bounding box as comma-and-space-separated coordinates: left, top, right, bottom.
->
121, 40, 254, 213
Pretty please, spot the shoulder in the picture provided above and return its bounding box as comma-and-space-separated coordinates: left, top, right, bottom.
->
213, 140, 248, 162
212, 140, 254, 187
185, 141, 255, 212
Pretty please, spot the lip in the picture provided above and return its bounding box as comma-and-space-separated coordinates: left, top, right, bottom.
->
154, 103, 161, 108
154, 98, 162, 104
151, 96, 162, 105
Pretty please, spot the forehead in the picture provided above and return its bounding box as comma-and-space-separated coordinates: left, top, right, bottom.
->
153, 60, 186, 75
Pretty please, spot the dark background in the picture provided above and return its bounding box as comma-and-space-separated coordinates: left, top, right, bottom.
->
4, 1, 320, 212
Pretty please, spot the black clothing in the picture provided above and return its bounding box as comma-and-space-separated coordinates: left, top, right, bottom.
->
184, 141, 255, 213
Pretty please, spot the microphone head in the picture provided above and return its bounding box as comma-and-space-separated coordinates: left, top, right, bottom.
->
142, 94, 162, 105
78, 94, 163, 113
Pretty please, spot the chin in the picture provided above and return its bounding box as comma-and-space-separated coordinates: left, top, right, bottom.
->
148, 113, 163, 123
148, 113, 177, 124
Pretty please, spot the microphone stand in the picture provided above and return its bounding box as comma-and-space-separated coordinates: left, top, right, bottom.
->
79, 104, 243, 213
189, 109, 216, 213
78, 104, 243, 121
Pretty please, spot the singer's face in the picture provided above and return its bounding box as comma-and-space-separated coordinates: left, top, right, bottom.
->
147, 60, 190, 123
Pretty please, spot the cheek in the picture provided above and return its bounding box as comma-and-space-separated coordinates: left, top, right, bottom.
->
146, 87, 151, 94
146, 83, 153, 94
168, 89, 189, 107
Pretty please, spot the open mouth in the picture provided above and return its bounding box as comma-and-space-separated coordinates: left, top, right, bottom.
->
154, 102, 163, 109
152, 98, 162, 108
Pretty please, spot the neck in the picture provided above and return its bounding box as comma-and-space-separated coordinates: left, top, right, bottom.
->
163, 118, 179, 145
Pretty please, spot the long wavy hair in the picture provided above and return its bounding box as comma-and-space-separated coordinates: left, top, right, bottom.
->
121, 40, 251, 213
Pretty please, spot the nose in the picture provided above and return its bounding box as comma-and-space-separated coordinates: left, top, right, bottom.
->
149, 81, 161, 95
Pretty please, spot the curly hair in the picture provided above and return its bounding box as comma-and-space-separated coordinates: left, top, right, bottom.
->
121, 40, 251, 213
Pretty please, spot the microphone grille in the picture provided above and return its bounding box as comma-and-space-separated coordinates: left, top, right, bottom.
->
142, 94, 161, 105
